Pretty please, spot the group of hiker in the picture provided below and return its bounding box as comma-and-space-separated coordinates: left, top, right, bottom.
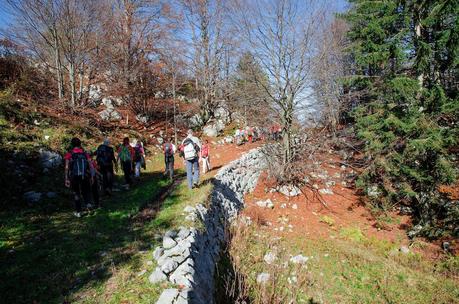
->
64, 136, 145, 217
64, 129, 211, 217
234, 125, 281, 145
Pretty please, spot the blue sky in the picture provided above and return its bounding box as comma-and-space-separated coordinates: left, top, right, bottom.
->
0, 0, 349, 32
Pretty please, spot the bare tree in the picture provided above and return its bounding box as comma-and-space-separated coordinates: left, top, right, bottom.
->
58, 0, 99, 107
233, 0, 325, 164
181, 0, 228, 123
5, 0, 65, 99
312, 17, 348, 133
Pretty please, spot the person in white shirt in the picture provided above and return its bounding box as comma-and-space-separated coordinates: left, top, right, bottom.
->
181, 129, 202, 189
163, 137, 176, 180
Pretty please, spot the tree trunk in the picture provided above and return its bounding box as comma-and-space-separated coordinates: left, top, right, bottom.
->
69, 62, 76, 108
53, 31, 64, 100
172, 73, 177, 146
78, 64, 84, 104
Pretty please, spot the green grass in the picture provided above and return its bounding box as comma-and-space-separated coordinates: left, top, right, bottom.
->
0, 156, 174, 304
72, 166, 216, 303
226, 223, 459, 304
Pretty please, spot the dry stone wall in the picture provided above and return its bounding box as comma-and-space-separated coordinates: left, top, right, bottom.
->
151, 149, 264, 304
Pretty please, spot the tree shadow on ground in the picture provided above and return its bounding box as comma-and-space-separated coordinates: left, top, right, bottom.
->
0, 170, 184, 304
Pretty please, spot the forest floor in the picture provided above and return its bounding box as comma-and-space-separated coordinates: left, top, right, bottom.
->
223, 145, 459, 304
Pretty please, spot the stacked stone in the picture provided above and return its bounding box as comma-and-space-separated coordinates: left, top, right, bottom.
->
151, 149, 265, 304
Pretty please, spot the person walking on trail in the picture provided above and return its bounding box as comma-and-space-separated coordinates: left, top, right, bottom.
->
89, 153, 102, 209
64, 137, 94, 217
181, 129, 201, 189
201, 139, 211, 174
163, 137, 176, 180
96, 138, 117, 195
117, 137, 135, 188
133, 140, 145, 180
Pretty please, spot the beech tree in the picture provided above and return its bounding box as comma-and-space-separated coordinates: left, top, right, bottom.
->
233, 0, 325, 164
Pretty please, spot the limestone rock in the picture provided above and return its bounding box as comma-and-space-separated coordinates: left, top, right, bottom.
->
256, 273, 270, 284
263, 252, 277, 264
152, 247, 164, 261
256, 199, 274, 209
290, 255, 309, 264
279, 185, 301, 197
23, 191, 42, 204
156, 288, 179, 304
39, 149, 62, 169
163, 236, 177, 249
319, 188, 334, 195
149, 268, 167, 284
99, 107, 122, 121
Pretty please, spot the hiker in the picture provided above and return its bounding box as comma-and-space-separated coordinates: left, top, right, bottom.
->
181, 129, 202, 189
201, 139, 211, 174
96, 138, 117, 195
89, 153, 102, 208
64, 137, 94, 217
117, 137, 135, 187
247, 126, 253, 143
163, 137, 176, 179
133, 140, 145, 180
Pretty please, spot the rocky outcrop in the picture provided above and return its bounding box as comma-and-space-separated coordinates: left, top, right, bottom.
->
39, 149, 62, 169
151, 149, 265, 304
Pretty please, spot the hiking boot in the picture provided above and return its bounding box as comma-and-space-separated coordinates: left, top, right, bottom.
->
73, 212, 81, 218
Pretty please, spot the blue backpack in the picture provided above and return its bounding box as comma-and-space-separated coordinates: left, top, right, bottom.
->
70, 151, 89, 178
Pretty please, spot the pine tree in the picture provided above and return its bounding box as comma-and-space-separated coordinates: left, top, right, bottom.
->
343, 0, 459, 237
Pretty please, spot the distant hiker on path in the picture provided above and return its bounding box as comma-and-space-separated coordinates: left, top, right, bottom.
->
201, 139, 211, 174
89, 153, 101, 209
96, 138, 117, 195
181, 129, 201, 189
133, 140, 146, 180
163, 137, 176, 180
117, 137, 135, 188
64, 137, 94, 217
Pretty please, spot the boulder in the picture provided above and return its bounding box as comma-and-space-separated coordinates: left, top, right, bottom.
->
88, 85, 102, 103
203, 124, 218, 137
214, 106, 230, 123
39, 149, 62, 169
189, 114, 204, 128
98, 108, 122, 121
136, 114, 149, 124
23, 191, 42, 204
101, 97, 114, 108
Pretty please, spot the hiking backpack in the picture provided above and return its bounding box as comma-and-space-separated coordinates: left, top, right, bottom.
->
183, 138, 199, 160
119, 145, 131, 162
96, 145, 113, 166
70, 151, 89, 178
134, 146, 142, 162
164, 143, 174, 158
